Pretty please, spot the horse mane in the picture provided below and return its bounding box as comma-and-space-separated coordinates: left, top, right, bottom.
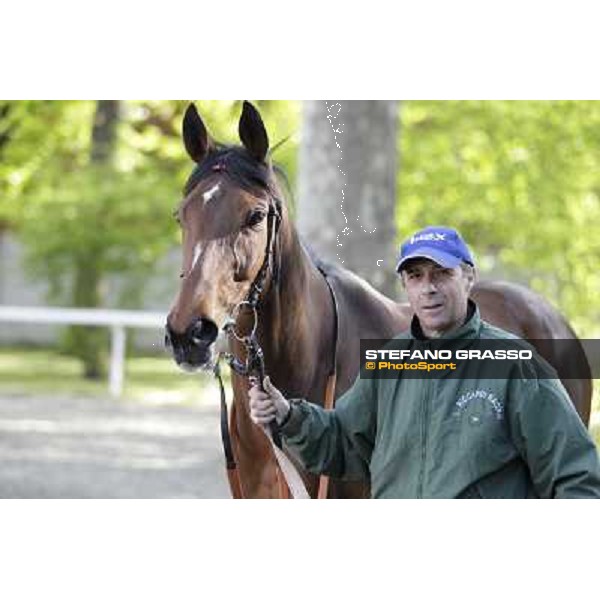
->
272, 163, 294, 205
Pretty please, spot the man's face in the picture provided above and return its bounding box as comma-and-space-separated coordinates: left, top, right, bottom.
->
400, 258, 474, 338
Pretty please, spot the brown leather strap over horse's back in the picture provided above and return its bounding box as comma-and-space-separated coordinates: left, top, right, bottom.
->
316, 265, 340, 500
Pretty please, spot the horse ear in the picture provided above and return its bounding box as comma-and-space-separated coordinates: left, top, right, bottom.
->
183, 103, 211, 163
239, 101, 269, 163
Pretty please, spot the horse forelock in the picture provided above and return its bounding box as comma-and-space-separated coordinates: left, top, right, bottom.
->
184, 145, 274, 197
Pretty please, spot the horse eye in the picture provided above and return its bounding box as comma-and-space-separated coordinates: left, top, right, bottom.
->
245, 210, 266, 228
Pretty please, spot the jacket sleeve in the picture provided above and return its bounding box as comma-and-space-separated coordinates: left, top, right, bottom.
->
507, 373, 600, 498
279, 373, 378, 481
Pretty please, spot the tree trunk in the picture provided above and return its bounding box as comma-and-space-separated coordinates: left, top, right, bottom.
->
66, 256, 106, 379
69, 101, 120, 379
90, 100, 119, 164
297, 101, 399, 298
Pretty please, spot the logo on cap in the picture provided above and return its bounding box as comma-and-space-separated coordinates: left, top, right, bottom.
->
396, 226, 474, 273
410, 232, 447, 244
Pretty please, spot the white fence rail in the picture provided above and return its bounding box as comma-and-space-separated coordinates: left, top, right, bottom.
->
0, 306, 166, 397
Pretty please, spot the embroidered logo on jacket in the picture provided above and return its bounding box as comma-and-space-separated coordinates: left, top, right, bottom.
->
453, 390, 504, 421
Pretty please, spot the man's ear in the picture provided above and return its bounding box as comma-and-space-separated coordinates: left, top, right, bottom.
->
464, 266, 477, 293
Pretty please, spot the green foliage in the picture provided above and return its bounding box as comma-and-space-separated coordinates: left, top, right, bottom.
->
2, 100, 598, 340
0, 101, 95, 227
0, 99, 299, 308
20, 166, 176, 300
399, 101, 600, 335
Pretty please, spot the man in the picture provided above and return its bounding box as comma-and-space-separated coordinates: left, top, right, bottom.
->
249, 226, 600, 498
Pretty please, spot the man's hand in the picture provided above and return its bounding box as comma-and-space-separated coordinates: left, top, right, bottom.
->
249, 375, 291, 426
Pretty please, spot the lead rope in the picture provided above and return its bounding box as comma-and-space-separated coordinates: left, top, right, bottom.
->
260, 424, 311, 499
214, 361, 243, 499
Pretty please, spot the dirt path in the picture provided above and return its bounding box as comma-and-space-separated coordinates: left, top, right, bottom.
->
0, 389, 230, 498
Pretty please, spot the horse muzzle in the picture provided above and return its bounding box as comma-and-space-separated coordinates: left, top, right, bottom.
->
165, 317, 219, 371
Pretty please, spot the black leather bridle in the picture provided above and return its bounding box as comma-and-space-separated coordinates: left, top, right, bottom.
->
207, 169, 339, 499
214, 182, 284, 461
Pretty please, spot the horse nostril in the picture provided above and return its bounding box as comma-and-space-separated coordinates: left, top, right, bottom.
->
188, 318, 218, 346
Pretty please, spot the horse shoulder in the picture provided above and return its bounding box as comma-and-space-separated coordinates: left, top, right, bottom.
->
318, 266, 410, 392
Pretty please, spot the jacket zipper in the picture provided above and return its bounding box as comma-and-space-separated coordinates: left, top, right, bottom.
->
417, 352, 433, 498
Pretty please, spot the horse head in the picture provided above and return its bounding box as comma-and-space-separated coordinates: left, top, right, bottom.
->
165, 101, 283, 371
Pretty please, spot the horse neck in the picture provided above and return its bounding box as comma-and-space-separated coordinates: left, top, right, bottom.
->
228, 213, 334, 498
255, 214, 335, 394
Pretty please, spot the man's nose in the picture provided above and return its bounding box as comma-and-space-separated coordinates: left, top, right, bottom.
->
421, 276, 439, 293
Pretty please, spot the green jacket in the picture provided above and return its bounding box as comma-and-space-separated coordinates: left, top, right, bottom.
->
281, 302, 600, 498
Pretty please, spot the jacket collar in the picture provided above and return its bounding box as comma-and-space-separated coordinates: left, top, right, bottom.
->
411, 299, 482, 341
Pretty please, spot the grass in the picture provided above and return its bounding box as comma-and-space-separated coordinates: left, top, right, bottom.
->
0, 346, 225, 405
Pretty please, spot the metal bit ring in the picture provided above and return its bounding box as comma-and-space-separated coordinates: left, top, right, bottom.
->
227, 301, 258, 342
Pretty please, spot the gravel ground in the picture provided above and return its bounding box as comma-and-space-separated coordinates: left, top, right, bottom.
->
0, 388, 230, 498
2, 387, 596, 499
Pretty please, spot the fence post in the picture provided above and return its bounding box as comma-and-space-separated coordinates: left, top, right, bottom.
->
109, 325, 126, 397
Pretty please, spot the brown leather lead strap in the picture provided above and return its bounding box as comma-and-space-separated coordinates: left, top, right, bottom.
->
317, 371, 337, 499
227, 404, 245, 499
215, 361, 244, 499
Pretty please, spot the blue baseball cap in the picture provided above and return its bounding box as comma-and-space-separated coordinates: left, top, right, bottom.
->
396, 226, 475, 273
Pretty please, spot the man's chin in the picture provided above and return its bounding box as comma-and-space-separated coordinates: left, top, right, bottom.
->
418, 316, 451, 337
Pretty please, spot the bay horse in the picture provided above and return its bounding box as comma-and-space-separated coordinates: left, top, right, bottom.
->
165, 101, 592, 499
